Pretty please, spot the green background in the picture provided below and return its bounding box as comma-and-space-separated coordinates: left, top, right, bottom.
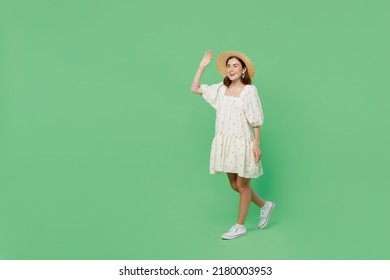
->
1, 0, 389, 259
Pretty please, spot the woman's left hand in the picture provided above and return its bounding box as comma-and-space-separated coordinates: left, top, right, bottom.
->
253, 146, 262, 163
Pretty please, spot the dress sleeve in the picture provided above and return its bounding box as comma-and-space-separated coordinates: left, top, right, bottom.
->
244, 85, 264, 127
200, 82, 223, 109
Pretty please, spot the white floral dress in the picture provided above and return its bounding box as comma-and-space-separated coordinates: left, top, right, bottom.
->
201, 82, 264, 178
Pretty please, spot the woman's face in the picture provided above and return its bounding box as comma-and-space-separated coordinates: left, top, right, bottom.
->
226, 57, 246, 82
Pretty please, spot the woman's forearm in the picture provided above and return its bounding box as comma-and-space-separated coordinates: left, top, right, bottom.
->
254, 126, 260, 147
190, 66, 206, 94
190, 50, 213, 94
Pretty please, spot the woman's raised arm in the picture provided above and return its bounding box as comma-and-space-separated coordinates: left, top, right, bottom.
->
190, 50, 213, 94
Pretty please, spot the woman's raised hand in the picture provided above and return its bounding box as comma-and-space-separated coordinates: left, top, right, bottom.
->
190, 50, 212, 94
199, 50, 213, 69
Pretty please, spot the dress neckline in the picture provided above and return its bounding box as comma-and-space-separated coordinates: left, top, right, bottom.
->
224, 84, 248, 97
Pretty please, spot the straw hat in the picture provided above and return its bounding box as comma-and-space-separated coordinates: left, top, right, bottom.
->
216, 50, 255, 78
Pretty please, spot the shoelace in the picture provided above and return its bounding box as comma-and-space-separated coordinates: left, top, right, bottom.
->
260, 207, 268, 219
228, 225, 238, 233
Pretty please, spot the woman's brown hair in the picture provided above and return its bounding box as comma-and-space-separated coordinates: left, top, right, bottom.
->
223, 56, 252, 87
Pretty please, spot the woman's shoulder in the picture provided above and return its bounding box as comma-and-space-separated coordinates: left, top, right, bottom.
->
211, 82, 226, 93
245, 84, 259, 94
202, 82, 225, 89
216, 82, 225, 88
200, 82, 225, 97
200, 83, 224, 89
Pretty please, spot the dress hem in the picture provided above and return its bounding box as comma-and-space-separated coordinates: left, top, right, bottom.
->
209, 170, 263, 179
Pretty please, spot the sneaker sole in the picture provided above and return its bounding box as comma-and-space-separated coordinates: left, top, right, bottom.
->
221, 232, 246, 240
258, 202, 275, 229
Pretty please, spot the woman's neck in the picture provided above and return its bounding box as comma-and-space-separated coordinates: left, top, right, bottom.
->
229, 79, 245, 88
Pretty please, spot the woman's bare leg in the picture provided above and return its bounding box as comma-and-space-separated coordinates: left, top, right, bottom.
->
227, 173, 266, 208
236, 176, 252, 224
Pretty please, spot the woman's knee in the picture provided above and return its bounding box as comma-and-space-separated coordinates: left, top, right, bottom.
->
236, 178, 251, 192
236, 183, 249, 192
227, 173, 239, 192
229, 181, 238, 192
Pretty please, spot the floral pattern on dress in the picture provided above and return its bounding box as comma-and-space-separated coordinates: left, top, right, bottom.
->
201, 82, 264, 178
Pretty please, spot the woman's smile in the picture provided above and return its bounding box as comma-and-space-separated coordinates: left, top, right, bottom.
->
226, 57, 245, 81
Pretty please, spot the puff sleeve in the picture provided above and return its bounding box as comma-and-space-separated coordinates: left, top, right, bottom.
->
200, 82, 223, 110
244, 85, 264, 127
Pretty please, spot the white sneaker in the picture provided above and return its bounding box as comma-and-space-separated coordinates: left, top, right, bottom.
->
221, 224, 246, 240
258, 201, 275, 229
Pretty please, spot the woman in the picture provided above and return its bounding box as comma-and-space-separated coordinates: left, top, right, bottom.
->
190, 50, 275, 240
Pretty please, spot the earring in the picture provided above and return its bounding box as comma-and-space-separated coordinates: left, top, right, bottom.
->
242, 72, 245, 78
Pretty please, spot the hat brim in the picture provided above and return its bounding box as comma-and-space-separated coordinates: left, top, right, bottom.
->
216, 50, 255, 78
